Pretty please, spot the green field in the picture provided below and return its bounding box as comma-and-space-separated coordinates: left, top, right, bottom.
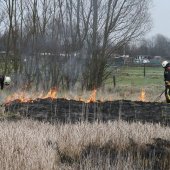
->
102, 66, 165, 102
109, 66, 164, 87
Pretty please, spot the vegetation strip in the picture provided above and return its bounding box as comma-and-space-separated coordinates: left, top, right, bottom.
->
0, 120, 170, 169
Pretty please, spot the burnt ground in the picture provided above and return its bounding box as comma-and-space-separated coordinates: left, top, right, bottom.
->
3, 98, 170, 125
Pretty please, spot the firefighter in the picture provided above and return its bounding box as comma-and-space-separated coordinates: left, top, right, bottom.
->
0, 75, 11, 90
162, 61, 170, 103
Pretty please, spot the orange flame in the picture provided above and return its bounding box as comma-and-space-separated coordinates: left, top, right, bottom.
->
87, 89, 97, 103
78, 96, 84, 102
139, 88, 145, 102
5, 92, 32, 103
74, 95, 84, 102
5, 87, 57, 103
43, 87, 57, 99
5, 88, 110, 104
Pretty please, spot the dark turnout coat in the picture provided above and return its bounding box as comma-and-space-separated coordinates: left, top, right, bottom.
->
164, 63, 170, 103
0, 75, 4, 90
164, 63, 170, 82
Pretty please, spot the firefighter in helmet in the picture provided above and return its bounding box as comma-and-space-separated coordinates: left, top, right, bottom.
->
162, 61, 170, 103
0, 76, 11, 90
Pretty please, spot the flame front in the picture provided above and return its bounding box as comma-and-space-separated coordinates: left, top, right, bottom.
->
87, 89, 97, 103
5, 88, 98, 104
5, 87, 57, 104
5, 92, 33, 103
5, 87, 147, 104
139, 88, 145, 102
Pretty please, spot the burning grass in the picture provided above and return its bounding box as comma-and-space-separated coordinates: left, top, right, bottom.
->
0, 119, 170, 169
3, 84, 165, 105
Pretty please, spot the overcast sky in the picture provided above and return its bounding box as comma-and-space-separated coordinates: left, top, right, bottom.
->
146, 0, 170, 38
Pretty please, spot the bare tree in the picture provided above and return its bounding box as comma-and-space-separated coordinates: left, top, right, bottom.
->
82, 0, 152, 89
0, 0, 152, 91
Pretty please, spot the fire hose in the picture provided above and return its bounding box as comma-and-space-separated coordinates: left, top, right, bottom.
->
155, 82, 170, 102
154, 90, 165, 102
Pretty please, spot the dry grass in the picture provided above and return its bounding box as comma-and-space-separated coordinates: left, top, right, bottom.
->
0, 119, 170, 169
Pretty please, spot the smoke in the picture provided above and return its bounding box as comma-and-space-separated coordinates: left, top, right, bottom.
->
62, 51, 86, 90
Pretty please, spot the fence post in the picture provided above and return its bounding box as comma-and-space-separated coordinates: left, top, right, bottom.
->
143, 63, 146, 77
113, 75, 116, 88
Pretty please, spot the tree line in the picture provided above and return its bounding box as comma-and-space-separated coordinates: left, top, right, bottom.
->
122, 34, 170, 59
0, 0, 151, 90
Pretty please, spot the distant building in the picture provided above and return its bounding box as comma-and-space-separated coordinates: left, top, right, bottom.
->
111, 54, 130, 66
149, 56, 162, 66
133, 55, 164, 66
133, 55, 150, 64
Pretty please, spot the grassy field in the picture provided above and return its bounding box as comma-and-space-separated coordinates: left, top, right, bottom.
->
101, 66, 165, 102
108, 66, 164, 87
